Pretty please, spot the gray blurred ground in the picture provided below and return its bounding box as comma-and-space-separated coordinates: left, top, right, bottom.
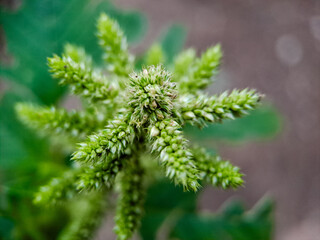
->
113, 0, 320, 239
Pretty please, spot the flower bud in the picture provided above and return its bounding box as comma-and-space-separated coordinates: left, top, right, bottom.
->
183, 111, 196, 119
150, 126, 160, 137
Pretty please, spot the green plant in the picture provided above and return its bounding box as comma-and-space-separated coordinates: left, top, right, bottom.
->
0, 0, 146, 239
15, 13, 264, 240
140, 180, 274, 240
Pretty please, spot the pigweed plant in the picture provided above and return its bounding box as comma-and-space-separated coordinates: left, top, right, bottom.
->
16, 13, 263, 240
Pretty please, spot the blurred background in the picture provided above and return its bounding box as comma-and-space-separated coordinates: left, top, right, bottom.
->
1, 0, 319, 239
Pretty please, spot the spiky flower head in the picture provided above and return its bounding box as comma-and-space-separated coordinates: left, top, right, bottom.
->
128, 65, 177, 126
15, 13, 263, 240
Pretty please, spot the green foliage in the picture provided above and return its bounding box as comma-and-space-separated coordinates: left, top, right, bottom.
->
170, 197, 274, 240
0, 0, 146, 104
0, 0, 146, 239
58, 192, 107, 240
14, 12, 265, 240
160, 25, 186, 64
140, 180, 274, 240
140, 180, 197, 240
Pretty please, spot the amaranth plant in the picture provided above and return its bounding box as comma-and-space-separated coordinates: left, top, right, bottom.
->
16, 13, 263, 240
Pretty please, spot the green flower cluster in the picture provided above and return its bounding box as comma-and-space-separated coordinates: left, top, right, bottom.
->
148, 119, 200, 191
15, 103, 98, 141
192, 147, 243, 189
128, 66, 176, 126
114, 156, 145, 240
175, 45, 222, 93
179, 89, 261, 127
145, 44, 166, 66
48, 53, 119, 103
16, 13, 263, 240
97, 13, 133, 76
34, 170, 80, 205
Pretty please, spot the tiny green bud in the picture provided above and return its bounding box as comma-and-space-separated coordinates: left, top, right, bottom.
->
203, 112, 214, 122
151, 100, 157, 110
150, 126, 160, 137
183, 111, 196, 119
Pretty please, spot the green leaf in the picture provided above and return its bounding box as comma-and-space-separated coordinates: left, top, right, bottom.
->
0, 0, 146, 104
0, 89, 47, 169
170, 197, 274, 240
0, 217, 14, 240
160, 24, 186, 64
140, 181, 274, 240
184, 104, 282, 142
139, 180, 197, 240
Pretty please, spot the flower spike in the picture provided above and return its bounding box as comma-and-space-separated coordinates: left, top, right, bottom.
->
15, 12, 264, 240
97, 13, 133, 76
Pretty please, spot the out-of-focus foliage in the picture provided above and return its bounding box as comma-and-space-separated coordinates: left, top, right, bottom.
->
171, 198, 274, 240
0, 0, 146, 170
140, 180, 274, 240
160, 25, 186, 64
0, 0, 146, 239
0, 0, 146, 104
139, 180, 197, 240
0, 91, 69, 240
